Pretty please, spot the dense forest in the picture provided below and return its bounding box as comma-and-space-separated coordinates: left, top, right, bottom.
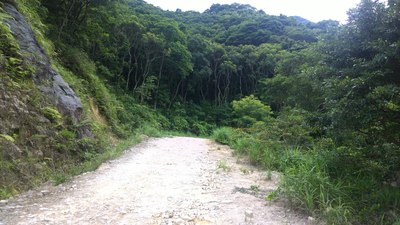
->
0, 0, 399, 224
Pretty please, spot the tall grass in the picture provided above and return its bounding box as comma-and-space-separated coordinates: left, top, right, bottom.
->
281, 148, 353, 224
51, 134, 142, 185
212, 127, 237, 145
212, 128, 360, 224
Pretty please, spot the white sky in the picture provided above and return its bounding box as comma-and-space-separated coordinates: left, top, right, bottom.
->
144, 0, 362, 23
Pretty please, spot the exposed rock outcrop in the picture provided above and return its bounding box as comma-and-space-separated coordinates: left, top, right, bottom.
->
2, 3, 83, 123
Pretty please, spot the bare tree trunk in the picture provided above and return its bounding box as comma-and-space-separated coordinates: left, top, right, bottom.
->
216, 73, 222, 106
125, 49, 134, 91
239, 70, 243, 97
213, 60, 219, 105
153, 51, 165, 109
169, 79, 183, 109
133, 56, 142, 91
183, 82, 188, 104
200, 87, 206, 102
119, 32, 139, 87
223, 72, 231, 104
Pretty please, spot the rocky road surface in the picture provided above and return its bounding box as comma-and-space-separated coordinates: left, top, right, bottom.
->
0, 137, 315, 225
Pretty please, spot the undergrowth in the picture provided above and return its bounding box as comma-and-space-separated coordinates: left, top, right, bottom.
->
213, 120, 399, 224
51, 134, 142, 185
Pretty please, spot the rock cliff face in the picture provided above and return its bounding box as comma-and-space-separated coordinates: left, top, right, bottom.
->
0, 3, 93, 193
3, 3, 83, 122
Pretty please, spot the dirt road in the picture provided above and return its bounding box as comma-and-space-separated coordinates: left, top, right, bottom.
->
0, 137, 312, 225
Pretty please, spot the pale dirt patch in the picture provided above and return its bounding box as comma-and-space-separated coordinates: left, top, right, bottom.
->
89, 98, 108, 126
0, 137, 316, 225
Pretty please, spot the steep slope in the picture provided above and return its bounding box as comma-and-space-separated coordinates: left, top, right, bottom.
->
0, 1, 160, 198
0, 2, 91, 197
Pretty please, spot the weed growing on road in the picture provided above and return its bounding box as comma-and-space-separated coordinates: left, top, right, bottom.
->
264, 170, 272, 181
250, 185, 260, 193
240, 167, 251, 174
217, 160, 231, 172
265, 189, 279, 202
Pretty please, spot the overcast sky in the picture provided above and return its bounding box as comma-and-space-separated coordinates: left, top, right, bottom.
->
143, 0, 362, 23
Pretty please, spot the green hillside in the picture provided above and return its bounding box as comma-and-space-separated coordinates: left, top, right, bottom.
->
0, 0, 399, 224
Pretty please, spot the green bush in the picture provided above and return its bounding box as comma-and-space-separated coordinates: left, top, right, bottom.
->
232, 95, 272, 127
247, 142, 264, 165
55, 128, 78, 153
250, 108, 313, 148
140, 124, 162, 137
212, 127, 235, 145
0, 186, 16, 199
215, 107, 362, 224
189, 120, 214, 136
231, 137, 254, 155
171, 116, 189, 131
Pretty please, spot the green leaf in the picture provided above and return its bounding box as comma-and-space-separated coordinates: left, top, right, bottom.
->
0, 134, 15, 142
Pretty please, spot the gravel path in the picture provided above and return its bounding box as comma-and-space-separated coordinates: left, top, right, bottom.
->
0, 137, 313, 225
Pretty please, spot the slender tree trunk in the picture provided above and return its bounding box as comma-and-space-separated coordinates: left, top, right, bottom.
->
154, 51, 165, 109
200, 87, 206, 102
223, 72, 231, 104
169, 79, 183, 109
239, 70, 243, 97
213, 60, 219, 105
183, 82, 188, 104
125, 49, 134, 91
133, 56, 142, 90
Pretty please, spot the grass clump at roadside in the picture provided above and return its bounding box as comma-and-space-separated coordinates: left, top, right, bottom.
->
212, 99, 399, 225
51, 134, 142, 185
213, 126, 354, 224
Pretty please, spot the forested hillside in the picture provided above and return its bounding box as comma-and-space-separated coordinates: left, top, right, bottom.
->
0, 0, 399, 224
